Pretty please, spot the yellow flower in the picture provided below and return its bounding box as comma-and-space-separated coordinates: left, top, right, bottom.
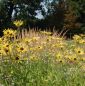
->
17, 46, 27, 53
73, 35, 82, 43
80, 57, 85, 61
15, 56, 20, 60
0, 47, 10, 56
37, 46, 43, 50
12, 55, 23, 63
32, 37, 40, 41
73, 35, 81, 41
74, 47, 84, 55
30, 46, 43, 51
46, 38, 51, 42
58, 59, 65, 63
13, 20, 23, 27
66, 54, 78, 62
30, 47, 36, 51
55, 52, 63, 60
11, 54, 21, 61
40, 31, 52, 35
23, 38, 32, 43
4, 48, 9, 53
1, 43, 12, 56
16, 43, 28, 53
80, 34, 85, 37
3, 29, 16, 38
55, 54, 65, 63
78, 39, 85, 44
29, 55, 38, 61
3, 43, 10, 48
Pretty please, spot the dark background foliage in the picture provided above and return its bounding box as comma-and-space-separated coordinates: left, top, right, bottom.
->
0, 0, 85, 37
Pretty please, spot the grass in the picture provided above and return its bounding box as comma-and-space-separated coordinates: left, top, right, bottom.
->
0, 59, 85, 86
0, 28, 85, 86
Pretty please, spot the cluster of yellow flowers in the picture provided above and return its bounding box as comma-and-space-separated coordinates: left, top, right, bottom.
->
0, 28, 85, 65
13, 20, 23, 27
73, 34, 85, 44
3, 28, 16, 38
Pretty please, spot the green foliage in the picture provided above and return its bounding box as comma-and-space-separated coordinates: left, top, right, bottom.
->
0, 58, 85, 86
0, 0, 43, 30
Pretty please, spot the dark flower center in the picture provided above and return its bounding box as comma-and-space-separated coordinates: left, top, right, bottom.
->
5, 49, 9, 53
15, 57, 19, 60
6, 45, 9, 47
20, 47, 24, 50
7, 32, 9, 34
74, 58, 77, 60
59, 60, 62, 63
78, 51, 81, 53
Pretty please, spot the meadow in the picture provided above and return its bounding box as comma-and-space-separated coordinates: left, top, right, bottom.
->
0, 21, 85, 86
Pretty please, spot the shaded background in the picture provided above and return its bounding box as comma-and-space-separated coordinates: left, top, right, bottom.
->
0, 0, 85, 37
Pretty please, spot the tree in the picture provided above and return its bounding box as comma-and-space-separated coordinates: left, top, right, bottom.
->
63, 0, 81, 36
0, 0, 43, 30
38, 0, 65, 30
39, 0, 84, 36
